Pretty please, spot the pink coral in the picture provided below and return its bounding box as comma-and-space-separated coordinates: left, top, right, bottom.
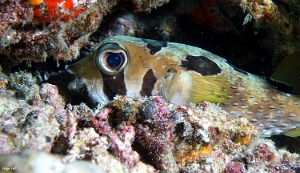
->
40, 83, 64, 109
253, 143, 277, 162
92, 109, 139, 167
109, 124, 139, 167
94, 109, 111, 135
224, 162, 243, 173
135, 96, 176, 171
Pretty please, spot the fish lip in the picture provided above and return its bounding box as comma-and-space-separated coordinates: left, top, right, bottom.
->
67, 77, 109, 105
65, 65, 71, 73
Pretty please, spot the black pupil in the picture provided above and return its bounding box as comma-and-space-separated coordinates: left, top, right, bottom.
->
106, 53, 122, 68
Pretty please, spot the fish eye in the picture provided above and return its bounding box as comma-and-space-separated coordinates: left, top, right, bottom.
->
95, 43, 128, 75
106, 53, 122, 68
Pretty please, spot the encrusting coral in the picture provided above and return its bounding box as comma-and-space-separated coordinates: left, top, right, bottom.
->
0, 70, 299, 172
8, 71, 39, 100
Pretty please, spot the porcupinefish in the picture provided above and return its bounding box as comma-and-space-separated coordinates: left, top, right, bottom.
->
66, 35, 300, 136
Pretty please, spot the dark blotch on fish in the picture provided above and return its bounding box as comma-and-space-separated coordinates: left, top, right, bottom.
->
140, 69, 157, 96
142, 39, 168, 55
181, 55, 222, 75
102, 71, 126, 99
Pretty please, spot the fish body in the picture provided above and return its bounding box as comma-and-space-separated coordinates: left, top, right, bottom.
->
66, 35, 300, 136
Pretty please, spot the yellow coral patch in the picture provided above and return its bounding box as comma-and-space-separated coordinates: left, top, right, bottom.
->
234, 136, 251, 145
199, 145, 213, 156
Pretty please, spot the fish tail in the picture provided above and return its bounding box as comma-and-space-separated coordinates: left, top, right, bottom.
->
269, 51, 300, 94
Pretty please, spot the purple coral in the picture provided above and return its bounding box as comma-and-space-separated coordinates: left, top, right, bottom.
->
135, 96, 177, 171
92, 109, 139, 168
224, 162, 243, 173
94, 109, 111, 135
109, 124, 139, 167
90, 96, 177, 170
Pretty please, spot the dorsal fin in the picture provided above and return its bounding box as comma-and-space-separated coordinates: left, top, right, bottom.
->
269, 51, 300, 95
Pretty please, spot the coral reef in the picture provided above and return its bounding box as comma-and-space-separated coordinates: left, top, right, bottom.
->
0, 76, 63, 154
121, 0, 170, 12
1, 0, 300, 172
8, 71, 39, 100
0, 0, 103, 62
234, 0, 300, 67
0, 70, 8, 92
0, 71, 299, 172
0, 0, 170, 63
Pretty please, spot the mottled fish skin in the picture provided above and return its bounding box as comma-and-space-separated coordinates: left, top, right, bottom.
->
66, 35, 300, 136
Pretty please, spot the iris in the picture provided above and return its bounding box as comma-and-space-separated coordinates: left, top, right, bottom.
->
106, 53, 122, 68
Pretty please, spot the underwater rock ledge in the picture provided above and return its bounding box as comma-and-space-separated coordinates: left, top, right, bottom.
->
0, 72, 299, 172
0, 0, 170, 63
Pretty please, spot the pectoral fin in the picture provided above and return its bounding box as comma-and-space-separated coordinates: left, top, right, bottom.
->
189, 73, 230, 104
162, 70, 230, 105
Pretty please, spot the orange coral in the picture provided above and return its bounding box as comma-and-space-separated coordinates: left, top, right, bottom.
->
199, 145, 213, 156
175, 145, 213, 165
28, 0, 43, 6
32, 0, 85, 23
0, 81, 6, 89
